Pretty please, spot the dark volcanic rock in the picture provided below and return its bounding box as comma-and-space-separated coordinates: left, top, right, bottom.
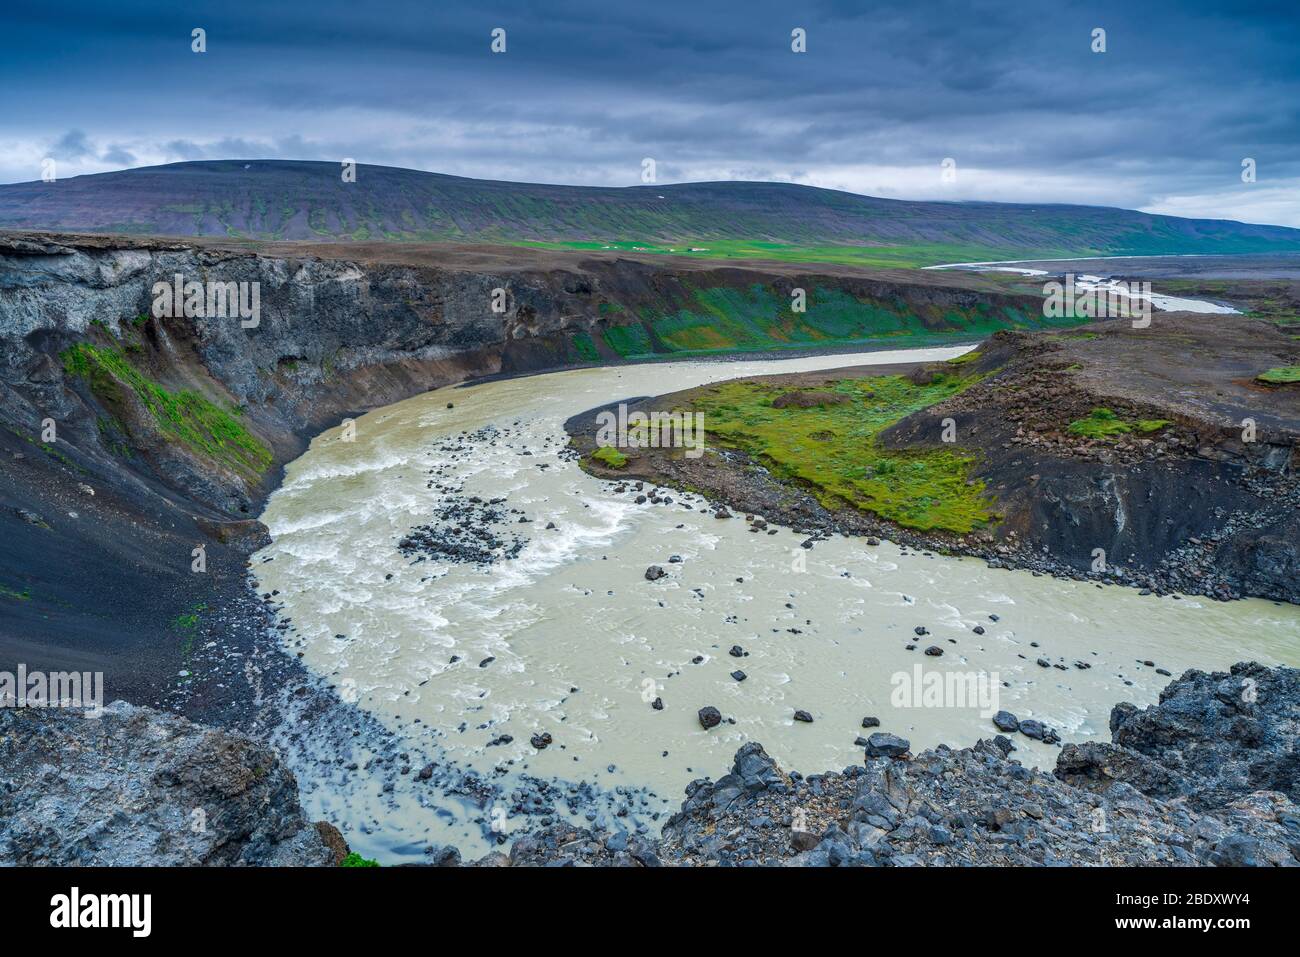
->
698, 706, 722, 730
1062, 662, 1300, 810
992, 710, 1020, 732
1055, 741, 1190, 802
398, 492, 527, 567
1019, 719, 1060, 745
864, 732, 911, 758
0, 701, 341, 865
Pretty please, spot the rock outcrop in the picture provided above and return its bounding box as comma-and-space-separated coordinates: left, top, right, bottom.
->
0, 701, 344, 866
1056, 661, 1299, 810
474, 664, 1300, 867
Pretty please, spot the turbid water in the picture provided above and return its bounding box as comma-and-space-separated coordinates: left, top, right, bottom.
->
255, 346, 1300, 860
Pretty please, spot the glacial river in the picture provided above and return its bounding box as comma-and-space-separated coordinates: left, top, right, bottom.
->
255, 346, 1300, 859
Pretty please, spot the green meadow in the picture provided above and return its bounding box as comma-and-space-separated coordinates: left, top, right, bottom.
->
685, 365, 994, 533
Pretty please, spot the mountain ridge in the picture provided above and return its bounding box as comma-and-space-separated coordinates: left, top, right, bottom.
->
2, 159, 1299, 266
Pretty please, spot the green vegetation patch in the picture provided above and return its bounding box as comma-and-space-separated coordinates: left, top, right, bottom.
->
591, 445, 628, 468
571, 332, 601, 362
601, 324, 654, 358
1257, 366, 1300, 385
688, 372, 993, 533
62, 343, 272, 476
1134, 418, 1172, 433
341, 852, 380, 868
1067, 407, 1170, 440
1067, 408, 1131, 439
636, 284, 1081, 358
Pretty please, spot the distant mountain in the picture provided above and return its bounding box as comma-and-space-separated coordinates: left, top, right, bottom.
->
3, 160, 1299, 265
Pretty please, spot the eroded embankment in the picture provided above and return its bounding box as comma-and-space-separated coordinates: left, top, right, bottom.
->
571, 313, 1300, 603
0, 232, 1045, 719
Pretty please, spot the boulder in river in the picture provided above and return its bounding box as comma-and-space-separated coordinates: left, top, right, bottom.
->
992, 711, 1020, 732
645, 565, 667, 581
698, 706, 722, 730
1019, 719, 1060, 744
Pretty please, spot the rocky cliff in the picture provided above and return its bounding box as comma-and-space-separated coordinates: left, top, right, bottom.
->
0, 701, 345, 866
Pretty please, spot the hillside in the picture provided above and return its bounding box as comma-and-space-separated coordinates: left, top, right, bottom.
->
3, 160, 1300, 267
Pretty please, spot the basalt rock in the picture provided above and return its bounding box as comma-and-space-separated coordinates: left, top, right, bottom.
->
1058, 662, 1299, 811
0, 701, 342, 866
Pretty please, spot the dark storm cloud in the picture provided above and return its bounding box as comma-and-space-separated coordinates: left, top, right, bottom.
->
2, 0, 1298, 223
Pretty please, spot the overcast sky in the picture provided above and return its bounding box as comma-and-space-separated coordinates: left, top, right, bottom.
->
3, 0, 1298, 224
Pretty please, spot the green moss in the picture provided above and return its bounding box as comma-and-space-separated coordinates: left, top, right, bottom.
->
1067, 408, 1132, 439
591, 445, 628, 468
571, 332, 601, 362
340, 852, 380, 868
601, 324, 653, 358
172, 603, 208, 656
1067, 408, 1171, 439
61, 343, 272, 476
1257, 366, 1300, 384
1134, 418, 1172, 433
687, 373, 993, 533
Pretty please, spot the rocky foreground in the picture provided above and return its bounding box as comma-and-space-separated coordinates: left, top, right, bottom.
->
498, 662, 1299, 867
0, 701, 346, 866
2, 662, 1294, 867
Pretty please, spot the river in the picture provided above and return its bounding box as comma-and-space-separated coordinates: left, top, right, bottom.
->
254, 345, 1300, 860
